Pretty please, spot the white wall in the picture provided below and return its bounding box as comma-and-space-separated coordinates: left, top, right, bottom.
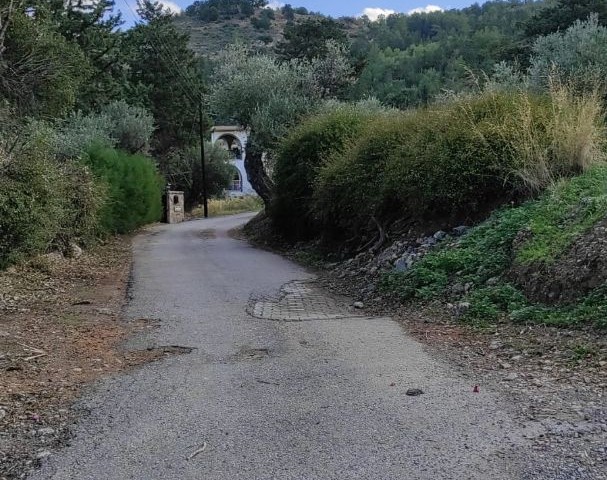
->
210, 127, 257, 197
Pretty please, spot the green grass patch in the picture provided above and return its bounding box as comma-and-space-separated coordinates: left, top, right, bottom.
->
517, 170, 607, 263
380, 166, 607, 328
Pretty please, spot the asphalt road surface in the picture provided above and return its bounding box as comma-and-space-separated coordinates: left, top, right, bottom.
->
31, 213, 532, 480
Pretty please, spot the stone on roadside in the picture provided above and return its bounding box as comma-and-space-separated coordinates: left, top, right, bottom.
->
453, 225, 470, 236
503, 372, 518, 381
433, 230, 447, 241
406, 388, 424, 396
353, 301, 364, 309
68, 243, 83, 259
36, 450, 52, 462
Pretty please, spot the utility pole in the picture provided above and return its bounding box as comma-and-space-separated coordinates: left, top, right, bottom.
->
199, 101, 209, 219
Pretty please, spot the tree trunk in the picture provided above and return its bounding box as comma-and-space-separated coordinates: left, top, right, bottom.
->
244, 145, 273, 207
0, 1, 18, 60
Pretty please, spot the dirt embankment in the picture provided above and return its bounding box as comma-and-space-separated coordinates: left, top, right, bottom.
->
0, 237, 173, 480
510, 220, 607, 305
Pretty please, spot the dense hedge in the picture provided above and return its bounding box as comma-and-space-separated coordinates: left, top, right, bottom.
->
270, 89, 604, 247
86, 145, 164, 234
0, 140, 102, 268
0, 139, 164, 268
272, 104, 385, 239
310, 90, 598, 243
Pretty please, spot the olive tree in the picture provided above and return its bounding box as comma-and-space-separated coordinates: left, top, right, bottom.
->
208, 42, 353, 206
529, 15, 607, 94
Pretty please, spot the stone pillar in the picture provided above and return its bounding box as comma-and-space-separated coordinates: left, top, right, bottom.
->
166, 191, 185, 224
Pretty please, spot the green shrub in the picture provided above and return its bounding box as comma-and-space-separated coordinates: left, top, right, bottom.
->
160, 142, 233, 207
85, 145, 163, 234
54, 111, 114, 160
0, 147, 66, 267
100, 101, 155, 154
0, 124, 103, 267
272, 103, 383, 238
55, 101, 155, 159
529, 15, 607, 95
312, 89, 604, 244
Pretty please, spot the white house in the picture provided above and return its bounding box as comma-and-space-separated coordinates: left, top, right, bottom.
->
210, 126, 257, 197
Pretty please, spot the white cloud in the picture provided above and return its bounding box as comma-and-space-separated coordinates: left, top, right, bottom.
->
360, 4, 444, 21
360, 7, 396, 21
267, 1, 284, 9
408, 4, 444, 14
157, 0, 182, 14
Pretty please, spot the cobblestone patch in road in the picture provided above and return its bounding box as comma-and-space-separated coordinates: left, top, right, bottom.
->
247, 280, 363, 321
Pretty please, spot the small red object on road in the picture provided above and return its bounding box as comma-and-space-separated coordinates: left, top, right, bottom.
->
473, 385, 480, 393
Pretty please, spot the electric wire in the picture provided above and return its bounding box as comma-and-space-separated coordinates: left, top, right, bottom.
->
118, 0, 203, 107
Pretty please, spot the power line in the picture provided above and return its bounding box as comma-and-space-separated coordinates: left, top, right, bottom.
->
118, 0, 210, 217
118, 0, 202, 106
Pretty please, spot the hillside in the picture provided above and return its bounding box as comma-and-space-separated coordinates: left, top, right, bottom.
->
175, 0, 549, 108
174, 6, 364, 57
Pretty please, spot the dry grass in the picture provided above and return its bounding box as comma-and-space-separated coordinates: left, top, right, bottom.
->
508, 85, 606, 192
190, 196, 263, 218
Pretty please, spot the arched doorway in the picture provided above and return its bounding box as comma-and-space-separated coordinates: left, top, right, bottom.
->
216, 134, 243, 160
230, 167, 242, 192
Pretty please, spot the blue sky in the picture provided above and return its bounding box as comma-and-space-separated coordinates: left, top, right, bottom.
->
118, 0, 479, 26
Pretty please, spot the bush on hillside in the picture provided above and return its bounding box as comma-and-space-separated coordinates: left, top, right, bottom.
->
312, 88, 605, 245
0, 147, 66, 267
100, 101, 155, 154
529, 15, 607, 95
0, 127, 103, 267
55, 101, 155, 159
86, 145, 163, 234
272, 102, 385, 239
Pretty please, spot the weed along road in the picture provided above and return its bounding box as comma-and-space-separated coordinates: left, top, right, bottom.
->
31, 213, 533, 480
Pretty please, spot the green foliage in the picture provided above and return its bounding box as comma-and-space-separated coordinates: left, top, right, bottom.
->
36, 0, 126, 111
312, 92, 527, 240
272, 101, 384, 238
1, 8, 91, 117
251, 11, 272, 30
185, 0, 268, 22
528, 16, 607, 94
100, 101, 156, 154
55, 101, 155, 158
85, 145, 163, 234
349, 1, 543, 108
0, 145, 67, 267
160, 142, 233, 206
382, 166, 607, 328
276, 17, 347, 60
124, 9, 204, 155
0, 125, 103, 267
515, 167, 607, 264
312, 88, 605, 244
54, 111, 113, 160
524, 0, 607, 38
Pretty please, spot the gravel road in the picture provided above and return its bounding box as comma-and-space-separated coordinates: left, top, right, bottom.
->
30, 213, 535, 479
